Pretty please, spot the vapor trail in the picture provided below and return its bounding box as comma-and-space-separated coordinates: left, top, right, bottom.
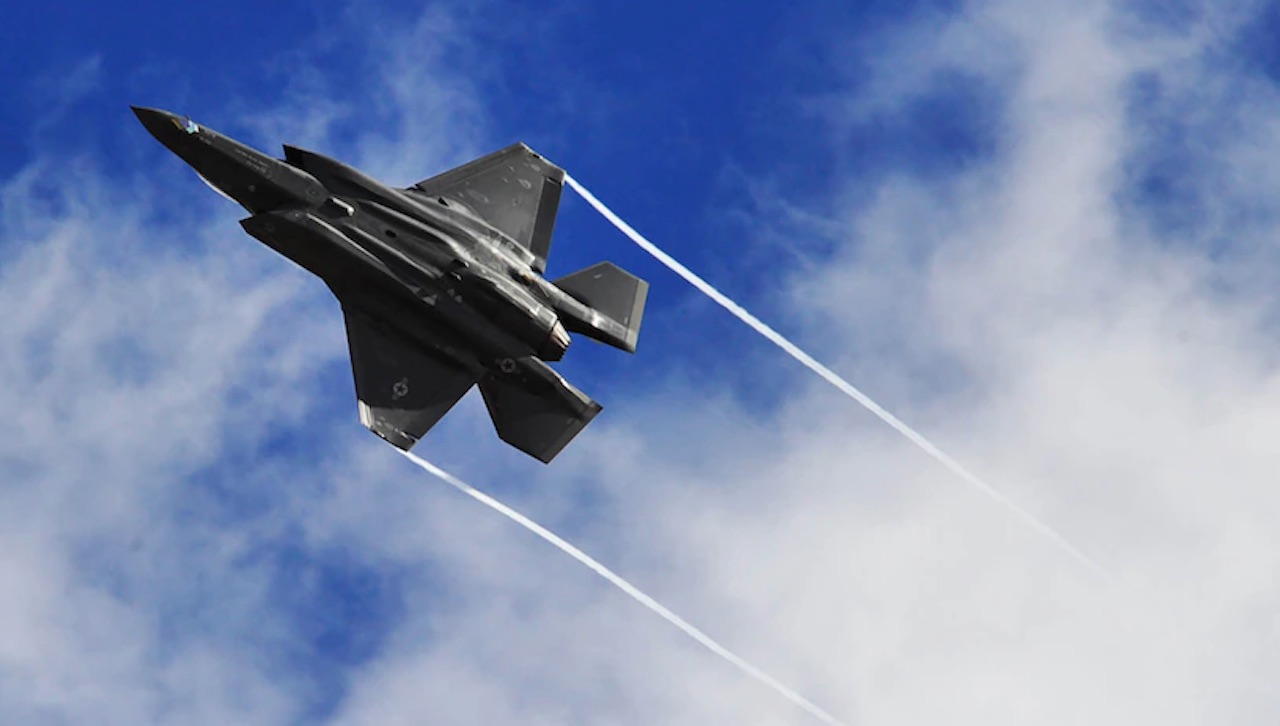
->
398, 449, 850, 726
563, 174, 1108, 579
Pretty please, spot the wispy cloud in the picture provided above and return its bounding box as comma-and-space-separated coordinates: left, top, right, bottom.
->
0, 3, 490, 722
6, 0, 1280, 724
0, 156, 333, 723
323, 1, 1280, 723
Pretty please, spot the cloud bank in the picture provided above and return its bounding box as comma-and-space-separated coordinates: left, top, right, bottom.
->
4, 1, 1280, 724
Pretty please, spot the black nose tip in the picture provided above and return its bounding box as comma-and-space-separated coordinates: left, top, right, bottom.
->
132, 105, 164, 121
132, 106, 175, 137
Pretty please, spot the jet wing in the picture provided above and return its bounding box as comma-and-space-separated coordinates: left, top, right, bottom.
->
477, 359, 602, 463
342, 305, 481, 450
406, 143, 564, 273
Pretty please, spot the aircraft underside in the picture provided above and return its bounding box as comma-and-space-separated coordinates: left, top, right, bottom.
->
135, 105, 647, 462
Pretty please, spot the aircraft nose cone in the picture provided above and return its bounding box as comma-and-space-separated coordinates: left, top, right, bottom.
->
131, 106, 203, 146
130, 105, 163, 120
132, 106, 174, 136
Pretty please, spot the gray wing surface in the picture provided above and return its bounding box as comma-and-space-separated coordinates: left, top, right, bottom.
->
343, 306, 480, 450
552, 262, 649, 353
407, 143, 564, 273
478, 360, 602, 463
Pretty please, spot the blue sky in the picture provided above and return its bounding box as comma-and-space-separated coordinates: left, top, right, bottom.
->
5, 1, 1280, 724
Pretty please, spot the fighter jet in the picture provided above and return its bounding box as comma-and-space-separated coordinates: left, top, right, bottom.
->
134, 106, 647, 463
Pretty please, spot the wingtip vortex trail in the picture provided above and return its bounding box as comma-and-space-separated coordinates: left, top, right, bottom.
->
399, 449, 851, 726
562, 174, 1109, 580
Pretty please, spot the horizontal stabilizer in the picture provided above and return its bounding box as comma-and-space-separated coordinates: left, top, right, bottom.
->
343, 306, 480, 450
553, 262, 649, 353
479, 362, 601, 463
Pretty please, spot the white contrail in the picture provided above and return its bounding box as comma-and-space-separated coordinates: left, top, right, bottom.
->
562, 174, 1108, 579
398, 449, 850, 726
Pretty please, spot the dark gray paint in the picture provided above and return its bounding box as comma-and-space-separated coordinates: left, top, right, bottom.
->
134, 107, 647, 463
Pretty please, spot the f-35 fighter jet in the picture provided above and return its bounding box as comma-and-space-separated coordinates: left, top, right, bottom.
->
134, 107, 647, 463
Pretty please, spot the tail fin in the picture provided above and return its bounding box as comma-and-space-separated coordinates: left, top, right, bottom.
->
479, 360, 602, 463
553, 262, 649, 353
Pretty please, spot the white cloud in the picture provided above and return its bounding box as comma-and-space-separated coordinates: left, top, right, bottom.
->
7, 0, 1280, 724
0, 4, 486, 723
0, 156, 332, 723
320, 1, 1280, 724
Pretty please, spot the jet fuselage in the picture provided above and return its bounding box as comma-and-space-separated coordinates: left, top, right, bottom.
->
134, 107, 573, 376
134, 105, 647, 462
